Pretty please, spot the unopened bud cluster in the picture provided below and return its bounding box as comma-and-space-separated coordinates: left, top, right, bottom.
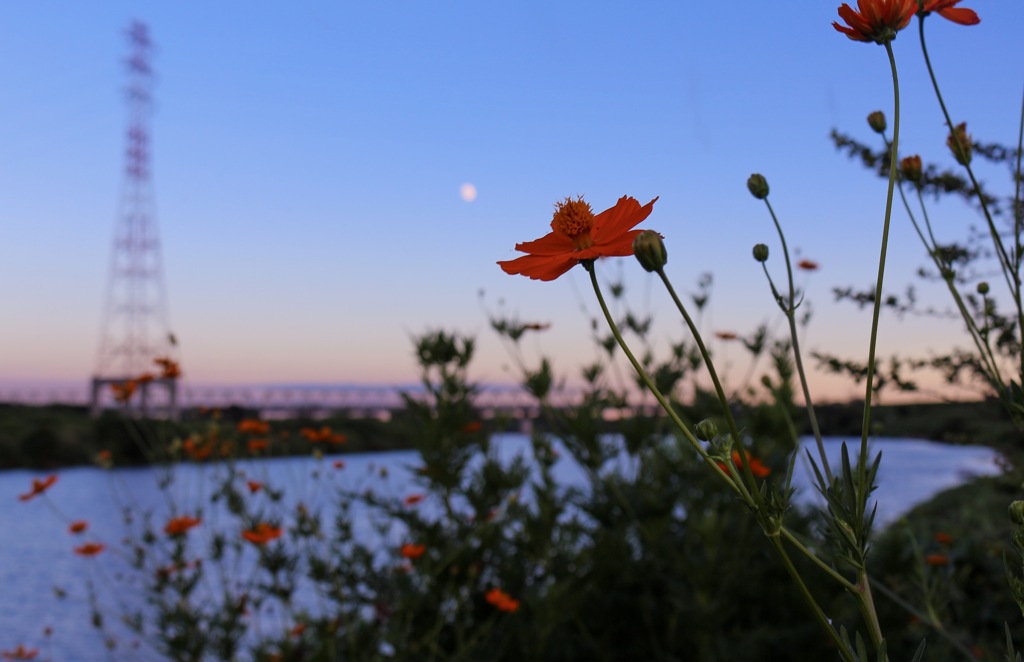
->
947, 122, 973, 165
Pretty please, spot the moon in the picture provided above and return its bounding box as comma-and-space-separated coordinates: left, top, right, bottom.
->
460, 183, 477, 202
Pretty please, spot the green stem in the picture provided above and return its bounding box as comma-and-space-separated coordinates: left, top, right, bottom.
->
585, 262, 745, 497
780, 528, 858, 592
859, 42, 900, 450
763, 197, 832, 486
654, 268, 767, 502
919, 16, 1024, 350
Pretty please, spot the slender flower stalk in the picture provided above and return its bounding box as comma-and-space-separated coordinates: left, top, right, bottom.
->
758, 194, 833, 486
917, 15, 1024, 343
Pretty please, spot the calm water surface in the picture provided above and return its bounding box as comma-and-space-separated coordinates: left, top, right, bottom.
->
0, 435, 1002, 661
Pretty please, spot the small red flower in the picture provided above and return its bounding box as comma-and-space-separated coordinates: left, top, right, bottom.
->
237, 419, 270, 435
400, 543, 426, 560
1, 644, 39, 660
154, 356, 182, 379
925, 553, 950, 566
68, 520, 88, 535
403, 494, 425, 506
242, 522, 283, 546
74, 542, 105, 557
110, 379, 138, 404
289, 623, 307, 638
247, 438, 270, 453
833, 0, 917, 43
18, 475, 58, 502
498, 195, 658, 281
714, 331, 738, 341
247, 480, 264, 494
934, 531, 954, 545
717, 451, 771, 479
918, 0, 979, 25
797, 259, 819, 271
164, 515, 202, 537
485, 587, 520, 613
332, 460, 346, 470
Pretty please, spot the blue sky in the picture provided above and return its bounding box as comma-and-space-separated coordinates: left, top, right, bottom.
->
1, 2, 1020, 402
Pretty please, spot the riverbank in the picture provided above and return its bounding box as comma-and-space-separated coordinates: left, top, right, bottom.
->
1, 397, 1018, 471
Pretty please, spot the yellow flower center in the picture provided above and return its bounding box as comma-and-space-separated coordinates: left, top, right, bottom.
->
551, 196, 595, 250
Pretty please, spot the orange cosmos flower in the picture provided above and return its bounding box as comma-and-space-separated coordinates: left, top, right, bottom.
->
934, 531, 954, 545
403, 494, 425, 506
714, 331, 738, 341
154, 357, 182, 379
1, 644, 39, 660
498, 195, 658, 281
74, 542, 106, 557
797, 259, 820, 271
247, 438, 270, 453
925, 553, 950, 566
242, 522, 283, 546
18, 475, 58, 502
164, 515, 202, 537
918, 0, 979, 25
717, 451, 771, 479
461, 421, 483, 434
833, 0, 917, 43
332, 460, 346, 470
400, 543, 426, 560
485, 587, 520, 613
246, 480, 264, 494
289, 623, 307, 638
238, 419, 270, 435
300, 426, 347, 444
900, 154, 923, 182
110, 379, 138, 404
68, 520, 89, 534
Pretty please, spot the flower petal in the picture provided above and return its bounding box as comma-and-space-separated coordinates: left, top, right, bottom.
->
498, 253, 578, 281
590, 196, 658, 244
513, 231, 575, 256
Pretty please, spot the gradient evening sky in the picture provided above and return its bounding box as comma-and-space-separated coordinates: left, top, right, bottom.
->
1, 2, 1020, 402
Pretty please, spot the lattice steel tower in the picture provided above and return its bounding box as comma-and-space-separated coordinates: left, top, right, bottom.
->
91, 21, 178, 417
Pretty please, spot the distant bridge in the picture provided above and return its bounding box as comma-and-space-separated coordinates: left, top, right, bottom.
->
0, 382, 573, 421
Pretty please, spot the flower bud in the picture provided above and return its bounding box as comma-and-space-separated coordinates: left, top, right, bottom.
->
752, 243, 769, 263
900, 155, 922, 183
867, 111, 887, 134
977, 281, 990, 295
695, 418, 718, 442
1012, 501, 1024, 525
947, 122, 972, 165
747, 174, 769, 200
633, 230, 667, 272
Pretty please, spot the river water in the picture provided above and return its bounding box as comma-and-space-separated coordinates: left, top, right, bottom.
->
0, 435, 1002, 661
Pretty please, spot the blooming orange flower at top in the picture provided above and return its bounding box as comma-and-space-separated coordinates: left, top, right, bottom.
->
18, 475, 58, 502
498, 195, 658, 281
164, 515, 202, 537
400, 543, 426, 560
797, 259, 820, 271
833, 0, 917, 43
918, 0, 979, 25
68, 520, 89, 534
485, 587, 520, 613
1, 644, 39, 660
242, 522, 283, 546
74, 542, 105, 557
